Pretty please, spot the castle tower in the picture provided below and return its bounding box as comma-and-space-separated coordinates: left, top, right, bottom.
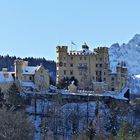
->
116, 62, 128, 91
94, 47, 110, 84
56, 46, 68, 84
14, 59, 28, 80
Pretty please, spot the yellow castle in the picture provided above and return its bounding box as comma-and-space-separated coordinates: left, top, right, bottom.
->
56, 44, 128, 92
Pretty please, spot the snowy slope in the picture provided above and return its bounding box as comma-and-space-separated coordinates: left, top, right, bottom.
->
109, 34, 140, 75
109, 34, 140, 95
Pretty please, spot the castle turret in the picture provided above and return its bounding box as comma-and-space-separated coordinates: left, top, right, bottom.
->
94, 47, 110, 83
56, 46, 68, 84
14, 59, 28, 80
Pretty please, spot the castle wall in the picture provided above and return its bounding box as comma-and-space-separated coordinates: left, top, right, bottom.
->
56, 45, 111, 89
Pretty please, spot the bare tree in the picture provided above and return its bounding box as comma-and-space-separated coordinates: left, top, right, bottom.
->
0, 109, 34, 140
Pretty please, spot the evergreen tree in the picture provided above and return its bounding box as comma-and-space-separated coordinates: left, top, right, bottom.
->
86, 120, 96, 140
0, 88, 4, 108
106, 101, 120, 136
117, 121, 135, 140
0, 109, 34, 140
6, 83, 24, 110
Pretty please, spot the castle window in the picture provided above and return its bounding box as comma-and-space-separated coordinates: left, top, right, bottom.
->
70, 63, 73, 67
70, 70, 73, 75
71, 57, 73, 60
39, 75, 44, 81
64, 70, 66, 75
64, 57, 66, 60
84, 57, 87, 60
99, 71, 102, 75
104, 72, 106, 75
100, 64, 102, 68
96, 64, 98, 68
96, 71, 98, 75
29, 76, 33, 81
100, 58, 102, 61
80, 57, 82, 60
79, 70, 82, 75
59, 62, 63, 67
64, 63, 66, 67
111, 77, 114, 81
112, 88, 115, 91
104, 78, 106, 81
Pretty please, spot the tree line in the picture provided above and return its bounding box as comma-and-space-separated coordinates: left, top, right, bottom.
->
0, 55, 56, 80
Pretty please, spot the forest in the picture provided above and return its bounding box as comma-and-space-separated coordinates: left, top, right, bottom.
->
0, 55, 56, 80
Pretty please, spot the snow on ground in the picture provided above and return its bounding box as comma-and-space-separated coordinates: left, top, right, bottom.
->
130, 75, 140, 95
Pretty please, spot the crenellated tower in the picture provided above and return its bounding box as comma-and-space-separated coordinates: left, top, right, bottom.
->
94, 47, 110, 83
56, 46, 68, 84
14, 59, 28, 80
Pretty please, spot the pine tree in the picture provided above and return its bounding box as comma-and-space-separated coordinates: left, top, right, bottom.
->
117, 121, 134, 140
106, 101, 120, 136
6, 83, 24, 110
0, 88, 4, 108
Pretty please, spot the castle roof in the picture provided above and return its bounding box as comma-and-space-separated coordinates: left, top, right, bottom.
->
0, 72, 14, 83
70, 49, 96, 55
22, 66, 41, 75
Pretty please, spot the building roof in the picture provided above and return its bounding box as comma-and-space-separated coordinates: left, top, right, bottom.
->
22, 66, 41, 75
70, 49, 96, 55
0, 72, 14, 83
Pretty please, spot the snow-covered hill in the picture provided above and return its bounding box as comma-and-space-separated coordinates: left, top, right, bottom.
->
109, 34, 140, 95
109, 34, 140, 75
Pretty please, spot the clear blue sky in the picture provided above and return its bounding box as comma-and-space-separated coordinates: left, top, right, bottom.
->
0, 0, 140, 60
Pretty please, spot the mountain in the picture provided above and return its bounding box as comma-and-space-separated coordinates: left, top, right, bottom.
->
109, 34, 140, 75
109, 34, 140, 95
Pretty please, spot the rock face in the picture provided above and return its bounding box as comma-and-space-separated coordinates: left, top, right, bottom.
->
109, 34, 140, 75
109, 34, 140, 95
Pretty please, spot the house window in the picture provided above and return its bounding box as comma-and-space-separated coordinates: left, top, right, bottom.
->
111, 77, 114, 81
104, 78, 106, 81
100, 58, 102, 61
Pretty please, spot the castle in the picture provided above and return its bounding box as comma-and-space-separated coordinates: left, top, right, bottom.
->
56, 44, 128, 92
0, 59, 50, 92
14, 60, 50, 91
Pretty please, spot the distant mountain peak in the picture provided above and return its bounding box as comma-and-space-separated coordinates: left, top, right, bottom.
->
109, 34, 140, 75
128, 34, 140, 46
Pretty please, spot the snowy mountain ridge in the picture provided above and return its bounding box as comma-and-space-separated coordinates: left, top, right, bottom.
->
109, 34, 140, 95
109, 34, 140, 75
